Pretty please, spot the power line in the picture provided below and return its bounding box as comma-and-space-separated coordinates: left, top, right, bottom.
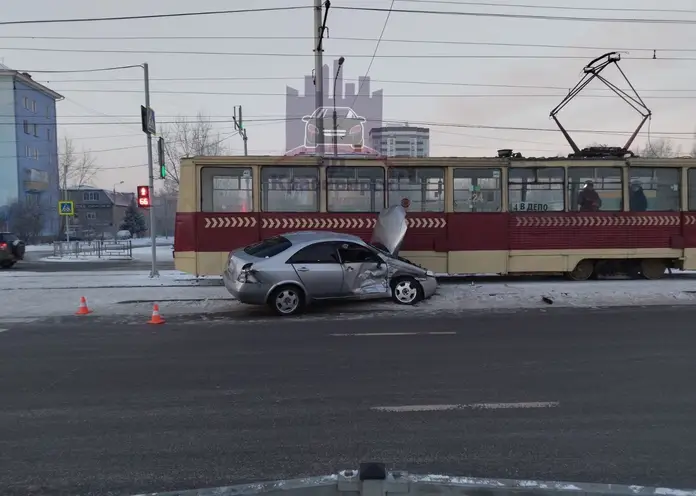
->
4, 35, 696, 53
353, 0, 395, 101
32, 76, 696, 93
24, 89, 696, 99
8, 64, 142, 74
4, 116, 693, 139
334, 5, 696, 25
3, 46, 696, 60
0, 5, 311, 26
395, 0, 696, 15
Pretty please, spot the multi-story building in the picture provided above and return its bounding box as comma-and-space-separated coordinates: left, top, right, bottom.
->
369, 126, 430, 158
65, 187, 135, 239
0, 63, 63, 237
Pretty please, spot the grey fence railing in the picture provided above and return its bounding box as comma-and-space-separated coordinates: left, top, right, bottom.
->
131, 464, 696, 496
52, 240, 133, 259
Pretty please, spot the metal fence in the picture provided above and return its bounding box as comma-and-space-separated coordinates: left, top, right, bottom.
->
52, 240, 133, 259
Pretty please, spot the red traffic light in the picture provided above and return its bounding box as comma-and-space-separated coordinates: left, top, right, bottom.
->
137, 185, 151, 208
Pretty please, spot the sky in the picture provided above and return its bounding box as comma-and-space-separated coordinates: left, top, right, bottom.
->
2, 0, 696, 193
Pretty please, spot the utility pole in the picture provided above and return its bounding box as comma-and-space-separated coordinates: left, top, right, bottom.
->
333, 56, 344, 158
143, 62, 159, 278
63, 162, 69, 244
233, 106, 248, 156
314, 0, 330, 156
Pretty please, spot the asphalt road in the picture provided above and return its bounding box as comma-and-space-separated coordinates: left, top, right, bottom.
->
1, 306, 695, 495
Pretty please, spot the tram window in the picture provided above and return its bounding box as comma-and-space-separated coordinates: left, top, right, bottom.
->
201, 167, 253, 212
568, 167, 622, 212
261, 166, 319, 212
628, 167, 680, 212
327, 166, 385, 212
688, 169, 696, 211
387, 167, 445, 212
508, 167, 564, 212
453, 168, 502, 212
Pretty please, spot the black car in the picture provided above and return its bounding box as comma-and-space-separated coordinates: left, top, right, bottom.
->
301, 106, 367, 148
0, 232, 26, 269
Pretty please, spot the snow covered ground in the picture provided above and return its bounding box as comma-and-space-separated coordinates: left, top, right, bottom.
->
26, 236, 173, 254
39, 245, 173, 263
2, 269, 696, 322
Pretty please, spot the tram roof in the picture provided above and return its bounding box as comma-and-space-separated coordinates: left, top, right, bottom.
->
182, 154, 695, 169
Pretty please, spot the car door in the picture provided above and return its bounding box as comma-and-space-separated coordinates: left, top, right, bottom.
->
286, 241, 345, 298
336, 242, 390, 297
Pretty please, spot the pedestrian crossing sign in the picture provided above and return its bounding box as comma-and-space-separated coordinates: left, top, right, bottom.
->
58, 200, 74, 216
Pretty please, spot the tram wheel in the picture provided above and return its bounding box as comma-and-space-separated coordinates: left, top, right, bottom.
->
567, 260, 595, 281
640, 259, 667, 280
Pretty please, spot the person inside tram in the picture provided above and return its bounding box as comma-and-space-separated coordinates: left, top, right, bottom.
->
577, 180, 602, 211
630, 181, 648, 212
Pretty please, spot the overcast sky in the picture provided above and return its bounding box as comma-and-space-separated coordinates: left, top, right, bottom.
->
2, 0, 695, 193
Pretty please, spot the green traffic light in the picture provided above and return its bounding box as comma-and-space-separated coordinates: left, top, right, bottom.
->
160, 165, 166, 179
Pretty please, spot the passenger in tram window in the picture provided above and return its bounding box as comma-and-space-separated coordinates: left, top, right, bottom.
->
577, 180, 602, 212
630, 182, 648, 212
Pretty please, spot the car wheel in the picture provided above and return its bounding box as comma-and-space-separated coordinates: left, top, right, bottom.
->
269, 285, 305, 316
391, 277, 423, 305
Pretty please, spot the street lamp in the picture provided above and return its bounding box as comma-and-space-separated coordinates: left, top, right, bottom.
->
333, 56, 345, 158
113, 180, 124, 195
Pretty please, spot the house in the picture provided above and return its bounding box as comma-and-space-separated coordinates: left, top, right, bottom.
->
0, 62, 63, 237
65, 187, 135, 239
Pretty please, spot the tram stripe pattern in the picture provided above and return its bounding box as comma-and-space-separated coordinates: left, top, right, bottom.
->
202, 217, 447, 229
514, 216, 682, 227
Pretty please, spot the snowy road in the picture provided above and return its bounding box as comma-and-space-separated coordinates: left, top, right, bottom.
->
0, 306, 695, 495
3, 269, 696, 323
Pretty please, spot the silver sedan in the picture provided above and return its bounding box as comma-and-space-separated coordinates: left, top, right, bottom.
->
223, 206, 438, 316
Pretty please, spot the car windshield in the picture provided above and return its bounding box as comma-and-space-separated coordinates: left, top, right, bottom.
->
243, 236, 292, 258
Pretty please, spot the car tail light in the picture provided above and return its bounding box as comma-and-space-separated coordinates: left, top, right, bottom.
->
349, 125, 361, 134
0, 242, 6, 250
237, 262, 259, 283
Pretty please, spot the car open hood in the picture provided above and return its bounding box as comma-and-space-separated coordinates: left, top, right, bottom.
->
371, 205, 407, 256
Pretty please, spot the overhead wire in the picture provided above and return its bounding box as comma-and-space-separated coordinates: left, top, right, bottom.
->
2, 46, 696, 60
333, 5, 696, 25
2, 35, 695, 53
0, 5, 312, 26
393, 0, 696, 15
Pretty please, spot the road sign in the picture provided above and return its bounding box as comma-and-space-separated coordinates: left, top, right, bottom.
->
140, 105, 156, 134
58, 200, 74, 216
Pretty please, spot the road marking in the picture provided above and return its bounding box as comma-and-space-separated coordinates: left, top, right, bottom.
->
330, 331, 457, 337
0, 329, 8, 333
371, 401, 560, 412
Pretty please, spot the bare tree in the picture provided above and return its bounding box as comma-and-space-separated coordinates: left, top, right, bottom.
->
637, 138, 681, 158
58, 136, 98, 191
8, 199, 44, 243
159, 113, 228, 192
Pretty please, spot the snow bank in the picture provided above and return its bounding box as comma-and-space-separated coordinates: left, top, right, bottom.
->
2, 270, 696, 321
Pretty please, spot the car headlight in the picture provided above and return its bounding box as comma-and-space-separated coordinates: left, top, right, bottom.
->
426, 270, 435, 277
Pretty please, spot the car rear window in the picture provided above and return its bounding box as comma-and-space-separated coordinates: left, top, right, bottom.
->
243, 236, 292, 258
1, 233, 18, 243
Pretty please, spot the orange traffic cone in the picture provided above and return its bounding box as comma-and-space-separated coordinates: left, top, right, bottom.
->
147, 304, 165, 325
75, 296, 92, 315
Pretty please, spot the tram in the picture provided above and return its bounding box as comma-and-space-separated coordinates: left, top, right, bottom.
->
173, 152, 696, 279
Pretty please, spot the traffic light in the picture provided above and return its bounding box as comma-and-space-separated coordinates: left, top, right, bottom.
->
137, 185, 151, 208
157, 137, 166, 179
